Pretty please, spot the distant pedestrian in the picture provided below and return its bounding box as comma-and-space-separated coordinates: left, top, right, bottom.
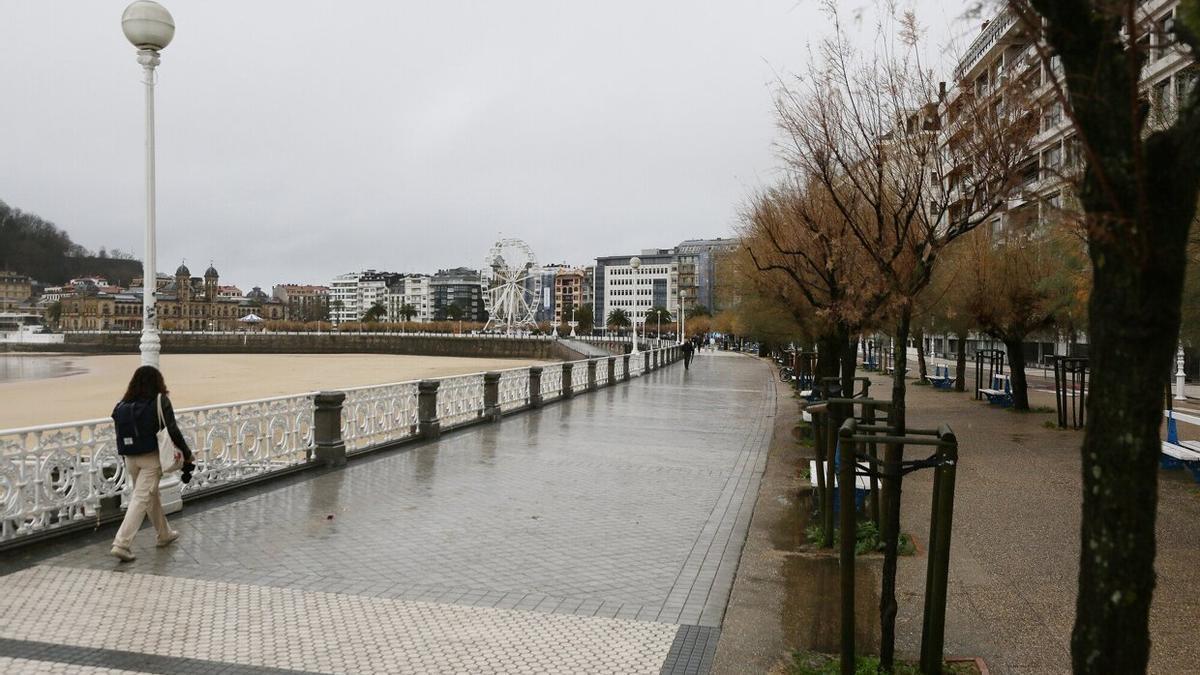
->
109, 365, 194, 562
682, 340, 694, 369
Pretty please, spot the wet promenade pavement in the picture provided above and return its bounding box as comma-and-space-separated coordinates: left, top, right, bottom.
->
0, 350, 774, 674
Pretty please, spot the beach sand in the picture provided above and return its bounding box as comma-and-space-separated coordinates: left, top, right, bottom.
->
0, 353, 550, 429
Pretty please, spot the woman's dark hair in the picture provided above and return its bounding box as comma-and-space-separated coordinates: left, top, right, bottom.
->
123, 365, 169, 401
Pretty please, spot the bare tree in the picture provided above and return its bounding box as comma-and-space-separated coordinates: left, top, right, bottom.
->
773, 4, 1038, 667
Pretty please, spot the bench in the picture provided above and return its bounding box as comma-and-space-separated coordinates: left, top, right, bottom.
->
979, 374, 1013, 407
1162, 440, 1200, 482
810, 459, 872, 513
925, 364, 956, 390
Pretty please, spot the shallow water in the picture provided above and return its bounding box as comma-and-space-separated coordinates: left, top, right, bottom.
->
0, 355, 86, 384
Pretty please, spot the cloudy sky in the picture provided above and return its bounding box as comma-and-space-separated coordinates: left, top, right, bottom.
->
1, 1, 974, 290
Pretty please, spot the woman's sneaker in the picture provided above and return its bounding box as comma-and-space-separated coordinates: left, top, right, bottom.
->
110, 546, 136, 562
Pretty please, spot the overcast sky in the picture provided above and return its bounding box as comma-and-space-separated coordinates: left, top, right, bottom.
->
1, 1, 974, 290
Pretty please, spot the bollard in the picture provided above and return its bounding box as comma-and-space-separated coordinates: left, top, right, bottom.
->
483, 372, 501, 422
607, 357, 616, 386
529, 366, 543, 407
417, 380, 441, 439
313, 390, 347, 466
623, 355, 631, 381
562, 362, 575, 398
587, 360, 598, 392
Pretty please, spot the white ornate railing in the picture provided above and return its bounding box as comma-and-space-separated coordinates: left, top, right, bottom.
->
616, 356, 627, 380
541, 364, 564, 400
1, 347, 676, 545
498, 369, 531, 412
0, 418, 125, 541
340, 382, 419, 453
437, 373, 486, 429
175, 393, 316, 493
571, 360, 589, 391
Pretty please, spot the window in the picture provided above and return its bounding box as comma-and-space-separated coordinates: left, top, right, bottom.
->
1041, 101, 1062, 132
1042, 144, 1062, 179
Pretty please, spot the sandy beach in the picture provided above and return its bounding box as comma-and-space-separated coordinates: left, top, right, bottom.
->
0, 353, 549, 429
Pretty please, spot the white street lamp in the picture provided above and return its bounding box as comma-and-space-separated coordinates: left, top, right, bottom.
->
549, 319, 560, 338
1176, 340, 1187, 400
123, 1, 174, 368
629, 257, 641, 355
568, 305, 577, 337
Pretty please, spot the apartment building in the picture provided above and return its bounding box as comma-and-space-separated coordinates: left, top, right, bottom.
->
272, 284, 330, 322
386, 274, 433, 322
594, 250, 678, 328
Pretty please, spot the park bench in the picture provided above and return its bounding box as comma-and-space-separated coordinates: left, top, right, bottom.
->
810, 459, 872, 512
1161, 439, 1200, 482
925, 364, 956, 390
979, 373, 1013, 407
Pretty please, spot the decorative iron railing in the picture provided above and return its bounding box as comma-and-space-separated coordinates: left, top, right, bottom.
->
541, 364, 565, 400
436, 374, 486, 429
340, 382, 419, 454
497, 369, 531, 412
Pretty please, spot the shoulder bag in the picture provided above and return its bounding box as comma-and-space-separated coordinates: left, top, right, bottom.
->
156, 394, 185, 473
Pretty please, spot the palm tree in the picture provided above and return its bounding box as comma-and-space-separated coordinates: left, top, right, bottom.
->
398, 303, 418, 322
361, 301, 386, 323
643, 306, 673, 336
606, 308, 630, 333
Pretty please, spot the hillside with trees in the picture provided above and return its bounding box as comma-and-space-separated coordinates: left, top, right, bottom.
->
0, 199, 141, 286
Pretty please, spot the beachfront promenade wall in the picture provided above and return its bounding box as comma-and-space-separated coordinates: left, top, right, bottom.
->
2, 331, 633, 361
0, 344, 683, 550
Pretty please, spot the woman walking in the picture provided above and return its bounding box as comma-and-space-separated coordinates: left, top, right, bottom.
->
109, 365, 194, 562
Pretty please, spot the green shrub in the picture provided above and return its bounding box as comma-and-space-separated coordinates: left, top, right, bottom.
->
803, 520, 914, 555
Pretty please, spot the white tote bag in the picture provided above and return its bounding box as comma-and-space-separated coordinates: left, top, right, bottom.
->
156, 394, 185, 473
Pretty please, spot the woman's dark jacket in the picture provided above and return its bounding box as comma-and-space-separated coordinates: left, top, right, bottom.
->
112, 395, 193, 459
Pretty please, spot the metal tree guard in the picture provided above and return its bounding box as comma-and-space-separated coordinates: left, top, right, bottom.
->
1053, 356, 1088, 429
974, 349, 1006, 401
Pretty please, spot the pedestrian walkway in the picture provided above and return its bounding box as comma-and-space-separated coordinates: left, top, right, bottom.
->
0, 350, 773, 674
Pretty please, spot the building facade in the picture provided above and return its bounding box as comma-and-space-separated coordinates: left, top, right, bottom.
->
431, 267, 486, 322
59, 263, 283, 331
594, 250, 678, 330
273, 284, 330, 322
386, 274, 433, 323
553, 268, 586, 323
0, 271, 32, 312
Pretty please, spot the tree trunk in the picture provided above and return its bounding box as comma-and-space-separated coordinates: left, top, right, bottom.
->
955, 329, 968, 393
1004, 337, 1030, 411
879, 306, 911, 672
1071, 250, 1183, 673
916, 329, 928, 382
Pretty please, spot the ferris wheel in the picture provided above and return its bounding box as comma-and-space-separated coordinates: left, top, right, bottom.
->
483, 238, 538, 333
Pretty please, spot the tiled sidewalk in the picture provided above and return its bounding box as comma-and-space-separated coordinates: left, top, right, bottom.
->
0, 350, 773, 674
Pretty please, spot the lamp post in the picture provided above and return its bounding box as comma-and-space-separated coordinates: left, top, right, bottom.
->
568, 306, 577, 337
1176, 340, 1187, 400
123, 1, 174, 369
549, 319, 560, 338
629, 257, 641, 355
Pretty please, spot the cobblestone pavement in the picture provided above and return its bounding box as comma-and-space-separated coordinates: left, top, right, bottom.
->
0, 350, 774, 674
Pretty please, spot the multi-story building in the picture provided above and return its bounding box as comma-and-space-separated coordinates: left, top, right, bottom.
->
385, 274, 433, 323
273, 284, 330, 322
431, 267, 486, 322
594, 250, 679, 329
328, 270, 400, 324
675, 238, 738, 312
553, 268, 586, 323
0, 271, 33, 311
60, 263, 284, 331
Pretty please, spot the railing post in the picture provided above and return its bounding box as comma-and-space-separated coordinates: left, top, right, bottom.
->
607, 356, 616, 386
562, 362, 575, 398
483, 371, 501, 422
587, 359, 598, 392
643, 351, 650, 374
652, 349, 659, 370
529, 366, 543, 408
622, 355, 631, 381
313, 390, 347, 466
838, 419, 858, 673
418, 380, 441, 439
